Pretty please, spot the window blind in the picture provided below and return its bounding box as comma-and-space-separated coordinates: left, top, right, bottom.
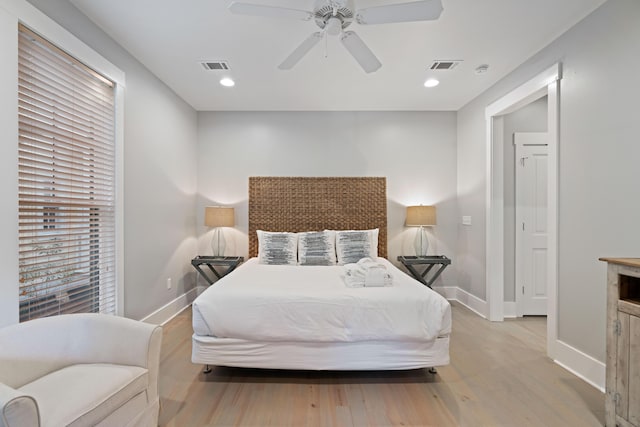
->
17, 24, 117, 322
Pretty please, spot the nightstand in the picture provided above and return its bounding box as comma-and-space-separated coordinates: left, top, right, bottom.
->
191, 256, 243, 285
397, 255, 451, 288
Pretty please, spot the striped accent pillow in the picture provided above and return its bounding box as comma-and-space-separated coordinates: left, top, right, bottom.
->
257, 230, 298, 265
298, 231, 336, 266
335, 229, 379, 265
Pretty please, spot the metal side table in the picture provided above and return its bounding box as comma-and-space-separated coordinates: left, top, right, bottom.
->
191, 256, 243, 285
397, 255, 451, 288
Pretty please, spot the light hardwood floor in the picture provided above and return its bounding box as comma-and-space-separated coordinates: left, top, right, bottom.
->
158, 302, 604, 426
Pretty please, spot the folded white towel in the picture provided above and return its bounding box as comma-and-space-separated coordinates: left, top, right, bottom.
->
357, 257, 385, 270
344, 263, 365, 287
343, 258, 392, 287
364, 265, 390, 287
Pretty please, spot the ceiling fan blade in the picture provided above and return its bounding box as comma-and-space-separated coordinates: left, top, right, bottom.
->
340, 31, 381, 74
278, 32, 323, 70
356, 0, 443, 25
228, 2, 313, 20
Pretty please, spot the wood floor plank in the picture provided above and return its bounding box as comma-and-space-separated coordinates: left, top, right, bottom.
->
157, 302, 604, 426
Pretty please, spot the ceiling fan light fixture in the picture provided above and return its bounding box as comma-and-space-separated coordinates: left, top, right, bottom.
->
220, 77, 235, 87
325, 16, 343, 36
424, 78, 439, 88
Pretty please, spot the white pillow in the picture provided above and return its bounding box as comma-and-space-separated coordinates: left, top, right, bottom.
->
335, 229, 379, 265
298, 230, 337, 266
257, 230, 298, 265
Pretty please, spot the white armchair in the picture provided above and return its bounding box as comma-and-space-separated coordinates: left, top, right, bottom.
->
0, 314, 162, 427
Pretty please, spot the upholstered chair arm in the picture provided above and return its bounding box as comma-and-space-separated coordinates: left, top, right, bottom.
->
0, 314, 162, 392
0, 382, 39, 427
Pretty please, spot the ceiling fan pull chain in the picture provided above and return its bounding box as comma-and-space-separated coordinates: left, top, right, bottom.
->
324, 31, 328, 58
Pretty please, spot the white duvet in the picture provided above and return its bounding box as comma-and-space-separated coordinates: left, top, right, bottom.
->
192, 258, 451, 343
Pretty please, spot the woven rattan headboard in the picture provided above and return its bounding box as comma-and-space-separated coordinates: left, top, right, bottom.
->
248, 177, 387, 258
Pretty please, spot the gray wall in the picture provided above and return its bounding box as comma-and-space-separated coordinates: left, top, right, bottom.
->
196, 111, 459, 286
456, 0, 640, 361
22, 0, 199, 320
0, 6, 19, 326
502, 97, 548, 302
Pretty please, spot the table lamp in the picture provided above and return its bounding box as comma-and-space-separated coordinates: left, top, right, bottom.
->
405, 205, 436, 256
205, 206, 235, 257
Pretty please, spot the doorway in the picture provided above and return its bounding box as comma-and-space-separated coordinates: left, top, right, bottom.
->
484, 63, 561, 359
514, 132, 548, 316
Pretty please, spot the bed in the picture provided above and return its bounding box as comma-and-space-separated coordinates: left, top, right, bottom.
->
191, 177, 451, 371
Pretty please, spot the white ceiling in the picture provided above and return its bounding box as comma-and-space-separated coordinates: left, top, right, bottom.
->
70, 0, 605, 111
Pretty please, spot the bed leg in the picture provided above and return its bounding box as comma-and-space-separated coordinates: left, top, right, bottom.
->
428, 367, 437, 374
203, 365, 212, 374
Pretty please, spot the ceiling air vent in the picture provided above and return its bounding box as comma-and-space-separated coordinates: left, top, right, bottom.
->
429, 60, 462, 71
200, 60, 230, 71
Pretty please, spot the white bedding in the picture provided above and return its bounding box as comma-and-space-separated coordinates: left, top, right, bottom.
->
192, 258, 451, 343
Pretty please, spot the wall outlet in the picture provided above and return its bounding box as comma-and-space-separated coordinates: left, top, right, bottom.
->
462, 216, 472, 226
166, 277, 172, 289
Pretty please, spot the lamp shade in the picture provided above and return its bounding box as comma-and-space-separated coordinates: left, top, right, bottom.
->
405, 205, 436, 226
204, 206, 235, 227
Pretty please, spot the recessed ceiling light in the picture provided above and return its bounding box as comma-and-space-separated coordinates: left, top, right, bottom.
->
220, 77, 235, 87
424, 78, 440, 88
475, 64, 490, 75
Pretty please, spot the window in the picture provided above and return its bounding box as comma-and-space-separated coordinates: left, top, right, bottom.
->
17, 24, 116, 322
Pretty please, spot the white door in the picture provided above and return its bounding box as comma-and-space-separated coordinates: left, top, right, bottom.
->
515, 133, 548, 316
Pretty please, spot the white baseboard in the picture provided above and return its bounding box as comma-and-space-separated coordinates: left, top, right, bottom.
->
554, 339, 605, 392
432, 286, 457, 300
454, 287, 488, 319
503, 301, 517, 318
140, 287, 204, 326
433, 286, 488, 319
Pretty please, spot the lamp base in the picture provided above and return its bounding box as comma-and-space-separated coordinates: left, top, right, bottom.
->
211, 228, 226, 257
414, 226, 429, 257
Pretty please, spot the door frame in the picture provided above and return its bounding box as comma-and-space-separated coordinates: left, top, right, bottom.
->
485, 63, 561, 359
514, 134, 548, 317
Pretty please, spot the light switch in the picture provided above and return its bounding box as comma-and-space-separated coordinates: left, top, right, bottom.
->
462, 216, 472, 226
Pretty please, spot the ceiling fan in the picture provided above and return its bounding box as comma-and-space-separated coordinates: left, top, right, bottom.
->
228, 0, 443, 73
